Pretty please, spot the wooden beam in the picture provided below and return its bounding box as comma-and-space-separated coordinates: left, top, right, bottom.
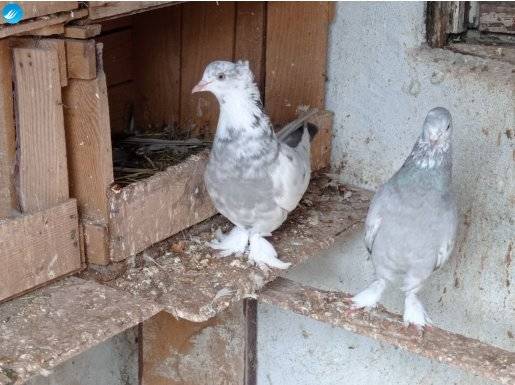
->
479, 2, 515, 34
133, 6, 181, 132
259, 278, 515, 385
265, 2, 331, 125
0, 39, 17, 217
13, 47, 69, 213
0, 199, 81, 302
65, 24, 102, 39
65, 39, 97, 80
0, 1, 78, 25
180, 2, 236, 137
0, 8, 87, 39
87, 1, 178, 21
426, 2, 466, 48
19, 23, 65, 36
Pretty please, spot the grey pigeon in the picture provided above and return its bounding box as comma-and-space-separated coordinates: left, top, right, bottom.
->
351, 107, 458, 328
192, 60, 317, 270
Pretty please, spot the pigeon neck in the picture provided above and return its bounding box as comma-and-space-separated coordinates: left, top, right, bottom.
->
409, 137, 452, 171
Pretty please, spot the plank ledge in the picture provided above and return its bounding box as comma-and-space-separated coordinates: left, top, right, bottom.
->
259, 278, 515, 385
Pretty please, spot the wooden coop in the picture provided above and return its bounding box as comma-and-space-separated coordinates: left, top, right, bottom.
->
0, 2, 514, 385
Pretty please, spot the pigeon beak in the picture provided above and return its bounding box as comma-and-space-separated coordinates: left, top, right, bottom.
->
429, 133, 439, 146
192, 80, 211, 93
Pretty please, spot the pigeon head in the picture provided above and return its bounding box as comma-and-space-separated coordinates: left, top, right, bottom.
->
192, 60, 257, 100
421, 107, 452, 149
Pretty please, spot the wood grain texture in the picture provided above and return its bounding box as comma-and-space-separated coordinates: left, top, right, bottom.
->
265, 2, 330, 125
0, 40, 16, 217
65, 39, 97, 79
308, 109, 333, 171
479, 2, 515, 34
97, 29, 133, 86
235, 2, 266, 91
88, 1, 176, 21
65, 24, 102, 39
133, 6, 181, 132
0, 199, 81, 302
13, 47, 69, 213
21, 23, 65, 36
108, 81, 134, 135
142, 305, 246, 385
82, 221, 110, 265
0, 1, 77, 25
11, 37, 68, 87
180, 2, 236, 138
108, 150, 216, 262
0, 8, 87, 39
63, 73, 114, 221
260, 278, 515, 385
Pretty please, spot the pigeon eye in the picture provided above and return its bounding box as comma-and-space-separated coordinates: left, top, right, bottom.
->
217, 73, 225, 81
446, 124, 450, 131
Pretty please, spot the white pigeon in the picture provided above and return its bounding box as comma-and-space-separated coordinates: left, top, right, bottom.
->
192, 60, 317, 270
351, 107, 458, 329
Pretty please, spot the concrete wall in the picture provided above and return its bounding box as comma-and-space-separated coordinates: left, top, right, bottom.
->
258, 2, 514, 384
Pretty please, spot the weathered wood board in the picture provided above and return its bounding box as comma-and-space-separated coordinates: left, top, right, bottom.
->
108, 150, 216, 262
0, 199, 81, 302
479, 2, 515, 34
87, 1, 177, 21
260, 278, 515, 385
65, 39, 97, 80
13, 47, 69, 213
0, 1, 77, 25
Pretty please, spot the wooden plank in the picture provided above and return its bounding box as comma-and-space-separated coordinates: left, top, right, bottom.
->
427, 2, 450, 48
11, 37, 68, 86
108, 81, 134, 135
82, 221, 110, 265
63, 66, 113, 222
20, 22, 65, 36
0, 276, 161, 384
0, 39, 16, 217
448, 42, 515, 65
13, 47, 69, 213
234, 2, 266, 90
108, 150, 216, 262
106, 177, 372, 321
97, 29, 133, 86
0, 8, 87, 39
65, 24, 102, 39
65, 39, 97, 79
479, 2, 515, 34
0, 199, 81, 302
133, 6, 181, 132
88, 1, 177, 21
180, 2, 236, 137
260, 278, 515, 385
308, 109, 333, 171
142, 305, 246, 385
265, 2, 330, 125
0, 1, 78, 25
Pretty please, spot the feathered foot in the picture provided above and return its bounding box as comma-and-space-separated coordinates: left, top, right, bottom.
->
351, 278, 386, 310
209, 226, 249, 257
403, 292, 432, 330
248, 234, 291, 270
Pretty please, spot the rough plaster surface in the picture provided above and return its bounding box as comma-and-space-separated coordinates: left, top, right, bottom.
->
26, 328, 138, 385
258, 2, 514, 384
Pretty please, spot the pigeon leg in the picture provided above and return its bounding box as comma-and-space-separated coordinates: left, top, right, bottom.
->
248, 234, 291, 270
209, 226, 249, 257
402, 278, 432, 329
351, 278, 386, 309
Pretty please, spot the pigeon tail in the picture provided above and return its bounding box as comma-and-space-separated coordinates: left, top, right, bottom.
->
280, 122, 319, 148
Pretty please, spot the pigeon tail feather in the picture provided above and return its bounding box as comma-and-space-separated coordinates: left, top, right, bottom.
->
280, 122, 318, 148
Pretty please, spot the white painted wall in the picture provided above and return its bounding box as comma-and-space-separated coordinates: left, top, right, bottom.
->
258, 2, 514, 384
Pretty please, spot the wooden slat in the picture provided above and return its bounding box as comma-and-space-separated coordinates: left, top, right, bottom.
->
108, 150, 216, 262
97, 29, 133, 86
13, 47, 69, 213
108, 81, 134, 135
65, 39, 97, 79
88, 1, 176, 21
142, 306, 246, 385
260, 278, 515, 385
82, 221, 110, 265
308, 109, 333, 171
0, 199, 81, 302
265, 2, 330, 125
180, 2, 236, 137
0, 40, 16, 217
63, 61, 113, 222
11, 37, 68, 86
65, 24, 102, 39
133, 6, 181, 132
0, 1, 78, 25
21, 23, 65, 36
479, 2, 515, 34
0, 8, 87, 39
234, 2, 266, 90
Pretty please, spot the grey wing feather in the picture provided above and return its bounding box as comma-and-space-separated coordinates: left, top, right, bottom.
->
364, 184, 388, 254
